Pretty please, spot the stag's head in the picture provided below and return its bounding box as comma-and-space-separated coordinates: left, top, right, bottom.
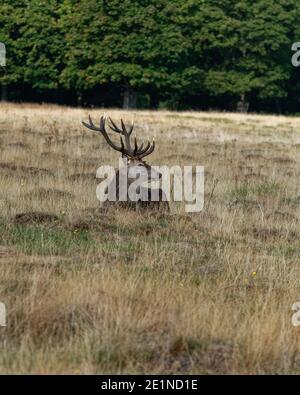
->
82, 115, 160, 182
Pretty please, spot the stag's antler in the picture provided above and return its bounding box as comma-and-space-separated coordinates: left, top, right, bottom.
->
82, 115, 155, 159
82, 115, 124, 154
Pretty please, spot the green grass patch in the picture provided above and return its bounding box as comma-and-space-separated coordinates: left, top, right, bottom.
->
9, 225, 95, 256
229, 181, 280, 200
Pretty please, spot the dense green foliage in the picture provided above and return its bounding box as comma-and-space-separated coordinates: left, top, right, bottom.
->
0, 0, 299, 112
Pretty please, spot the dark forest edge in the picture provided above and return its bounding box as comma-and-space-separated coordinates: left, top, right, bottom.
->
1, 0, 300, 114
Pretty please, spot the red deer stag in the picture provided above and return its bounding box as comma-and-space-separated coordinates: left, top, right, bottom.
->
82, 115, 169, 211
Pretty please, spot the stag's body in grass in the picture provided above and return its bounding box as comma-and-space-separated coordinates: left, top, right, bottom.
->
82, 115, 169, 211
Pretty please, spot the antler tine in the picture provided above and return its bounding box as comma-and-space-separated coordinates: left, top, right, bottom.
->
82, 114, 99, 131
138, 139, 155, 159
108, 117, 123, 134
82, 115, 125, 154
107, 117, 132, 154
120, 119, 132, 153
120, 119, 134, 136
89, 114, 95, 128
120, 135, 125, 151
99, 115, 106, 130
128, 120, 134, 135
121, 119, 127, 134
135, 140, 151, 156
108, 117, 134, 155
121, 119, 135, 156
133, 136, 138, 156
108, 117, 133, 139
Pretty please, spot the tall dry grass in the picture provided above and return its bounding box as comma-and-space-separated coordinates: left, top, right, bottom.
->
0, 103, 300, 373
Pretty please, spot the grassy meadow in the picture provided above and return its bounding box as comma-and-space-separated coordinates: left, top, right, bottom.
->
0, 103, 300, 374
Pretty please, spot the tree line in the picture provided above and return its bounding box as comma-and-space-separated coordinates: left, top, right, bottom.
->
0, 0, 300, 113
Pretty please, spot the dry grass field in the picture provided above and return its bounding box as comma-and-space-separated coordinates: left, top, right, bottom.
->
0, 103, 300, 374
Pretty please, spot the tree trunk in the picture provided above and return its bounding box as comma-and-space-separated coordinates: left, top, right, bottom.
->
123, 86, 137, 109
275, 99, 282, 114
1, 84, 7, 102
236, 93, 249, 113
150, 93, 159, 109
77, 90, 83, 107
